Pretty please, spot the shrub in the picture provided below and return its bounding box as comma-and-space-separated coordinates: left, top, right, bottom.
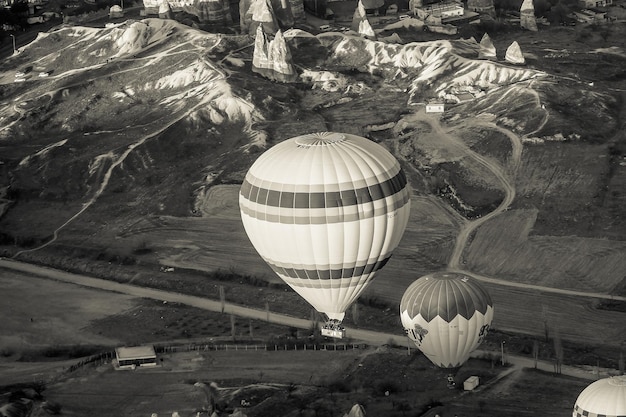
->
375, 379, 402, 396
358, 295, 392, 309
325, 377, 352, 393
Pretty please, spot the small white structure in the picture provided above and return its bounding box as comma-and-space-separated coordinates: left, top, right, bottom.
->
579, 0, 612, 7
426, 103, 445, 113
464, 375, 480, 391
417, 2, 464, 19
115, 345, 157, 369
109, 4, 124, 18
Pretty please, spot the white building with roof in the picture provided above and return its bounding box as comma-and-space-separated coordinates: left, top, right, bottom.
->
115, 346, 157, 369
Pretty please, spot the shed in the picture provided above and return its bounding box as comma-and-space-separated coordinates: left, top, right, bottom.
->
426, 103, 445, 113
115, 345, 157, 369
464, 375, 480, 391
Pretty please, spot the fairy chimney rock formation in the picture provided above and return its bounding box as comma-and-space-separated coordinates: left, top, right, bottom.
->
505, 41, 525, 64
351, 0, 376, 39
252, 26, 297, 82
158, 0, 172, 18
520, 0, 538, 31
240, 0, 301, 33
240, 0, 279, 35
478, 33, 496, 59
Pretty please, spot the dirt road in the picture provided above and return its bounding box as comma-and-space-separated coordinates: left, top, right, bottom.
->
1, 257, 617, 386
0, 258, 406, 347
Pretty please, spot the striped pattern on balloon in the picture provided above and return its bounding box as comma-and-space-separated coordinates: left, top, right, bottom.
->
240, 132, 411, 322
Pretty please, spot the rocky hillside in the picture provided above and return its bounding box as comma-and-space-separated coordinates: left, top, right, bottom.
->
0, 18, 624, 255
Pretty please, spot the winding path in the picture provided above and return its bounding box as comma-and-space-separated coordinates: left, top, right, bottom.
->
394, 95, 625, 302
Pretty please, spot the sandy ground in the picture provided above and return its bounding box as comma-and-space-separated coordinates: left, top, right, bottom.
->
0, 272, 137, 349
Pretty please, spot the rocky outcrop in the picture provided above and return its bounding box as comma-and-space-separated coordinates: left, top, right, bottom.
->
252, 25, 297, 82
520, 0, 538, 31
240, 0, 303, 33
467, 0, 495, 19
408, 0, 422, 10
478, 32, 496, 59
427, 23, 457, 35
358, 18, 376, 39
379, 33, 403, 44
361, 0, 384, 10
240, 0, 279, 35
505, 41, 525, 64
144, 0, 231, 23
158, 0, 173, 19
351, 0, 376, 39
343, 404, 366, 417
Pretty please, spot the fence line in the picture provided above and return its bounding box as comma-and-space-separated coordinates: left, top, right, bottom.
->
60, 342, 366, 376
155, 342, 366, 353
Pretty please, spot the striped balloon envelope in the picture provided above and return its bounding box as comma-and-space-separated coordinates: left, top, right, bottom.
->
572, 375, 626, 417
400, 272, 494, 368
239, 132, 411, 322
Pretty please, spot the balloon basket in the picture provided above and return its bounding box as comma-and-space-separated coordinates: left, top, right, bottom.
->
320, 319, 346, 339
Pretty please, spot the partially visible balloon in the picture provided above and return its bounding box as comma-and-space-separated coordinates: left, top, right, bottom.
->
400, 272, 494, 368
239, 132, 411, 322
572, 375, 626, 417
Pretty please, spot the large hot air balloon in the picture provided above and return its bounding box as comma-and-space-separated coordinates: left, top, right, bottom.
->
400, 271, 494, 369
239, 132, 411, 337
572, 375, 626, 417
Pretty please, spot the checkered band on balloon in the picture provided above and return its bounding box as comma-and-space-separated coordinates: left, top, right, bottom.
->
573, 403, 622, 417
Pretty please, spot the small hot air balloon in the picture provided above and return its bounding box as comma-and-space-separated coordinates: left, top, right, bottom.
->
572, 375, 626, 417
400, 272, 494, 370
239, 132, 411, 337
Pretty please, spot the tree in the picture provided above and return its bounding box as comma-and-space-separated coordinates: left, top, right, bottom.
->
194, 382, 218, 413
542, 305, 550, 342
0, 8, 21, 26
219, 285, 225, 313
10, 0, 29, 16
534, 0, 551, 17
310, 309, 319, 335
495, 0, 522, 16
351, 303, 359, 325
547, 1, 570, 25
552, 327, 563, 374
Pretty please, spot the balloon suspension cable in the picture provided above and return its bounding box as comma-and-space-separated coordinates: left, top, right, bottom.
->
322, 318, 344, 330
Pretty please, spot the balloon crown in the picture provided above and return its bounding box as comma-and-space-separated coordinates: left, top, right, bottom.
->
294, 132, 347, 147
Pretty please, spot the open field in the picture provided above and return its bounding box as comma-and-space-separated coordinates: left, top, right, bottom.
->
464, 209, 626, 294
0, 273, 134, 350
4, 180, 624, 353
0, 268, 598, 417
105, 185, 626, 348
